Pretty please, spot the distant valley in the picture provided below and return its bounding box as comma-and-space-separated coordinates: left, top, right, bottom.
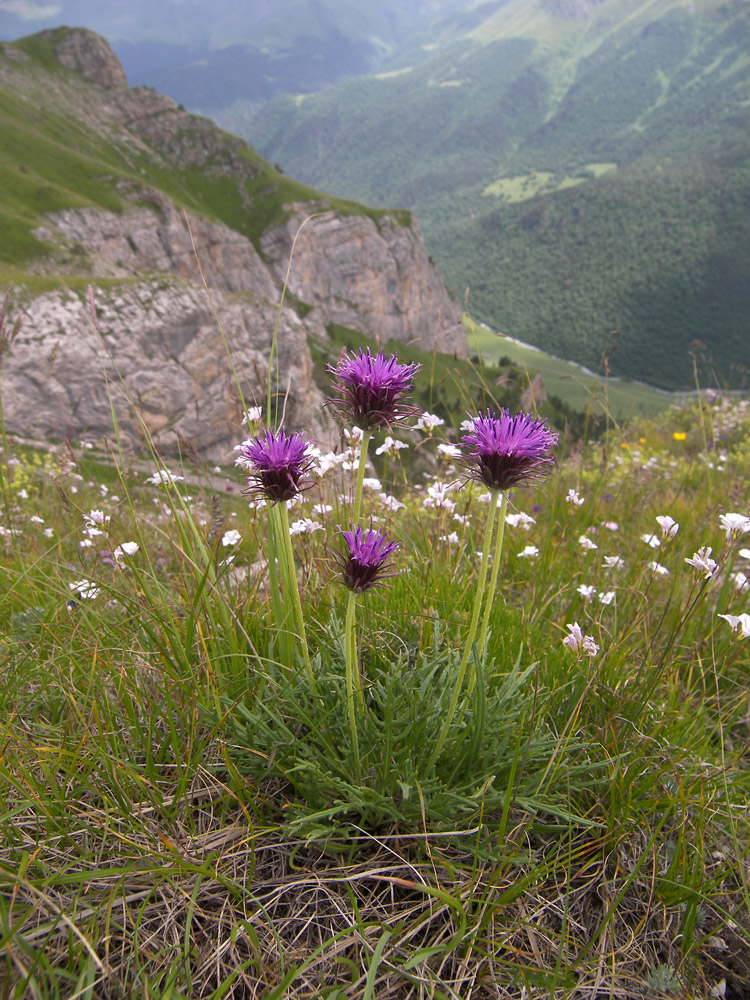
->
246, 0, 750, 391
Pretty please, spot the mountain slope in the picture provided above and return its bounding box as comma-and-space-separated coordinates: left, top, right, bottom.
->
248, 0, 750, 389
0, 27, 465, 458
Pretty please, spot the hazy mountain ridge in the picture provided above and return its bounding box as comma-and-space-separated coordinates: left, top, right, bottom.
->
0, 1, 477, 116
248, 0, 750, 389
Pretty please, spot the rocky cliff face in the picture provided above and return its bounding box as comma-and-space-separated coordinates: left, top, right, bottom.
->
4, 282, 322, 462
0, 28, 466, 459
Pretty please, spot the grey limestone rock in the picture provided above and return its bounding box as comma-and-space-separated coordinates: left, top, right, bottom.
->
260, 208, 466, 357
53, 28, 128, 89
3, 283, 329, 463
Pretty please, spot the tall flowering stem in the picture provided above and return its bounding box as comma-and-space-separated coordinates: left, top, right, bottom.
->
336, 526, 400, 769
239, 428, 317, 690
352, 429, 371, 524
345, 590, 362, 777
427, 489, 500, 771
477, 491, 507, 664
277, 501, 316, 692
427, 409, 558, 772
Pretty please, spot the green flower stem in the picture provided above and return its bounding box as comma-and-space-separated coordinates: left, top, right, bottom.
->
476, 490, 507, 663
345, 590, 362, 776
427, 489, 500, 772
345, 589, 365, 714
266, 501, 292, 665
351, 429, 372, 524
277, 501, 317, 694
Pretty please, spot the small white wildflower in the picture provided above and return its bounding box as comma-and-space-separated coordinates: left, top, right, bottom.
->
423, 482, 456, 511
599, 591, 616, 605
312, 503, 333, 515
84, 508, 109, 527
43, 527, 54, 538
415, 411, 444, 432
602, 555, 625, 570
518, 545, 539, 559
459, 419, 474, 432
437, 443, 462, 459
313, 452, 341, 476
80, 441, 94, 450
289, 518, 323, 535
720, 513, 750, 540
79, 538, 94, 548
114, 541, 139, 559
579, 535, 599, 551
685, 546, 718, 579
730, 571, 749, 593
379, 494, 406, 512
146, 469, 184, 486
362, 477, 383, 491
440, 532, 460, 545
16, 488, 28, 499
561, 623, 599, 657
69, 579, 99, 599
375, 436, 409, 455
656, 515, 679, 539
506, 512, 536, 531
85, 526, 104, 538
99, 484, 108, 496
344, 426, 365, 445
577, 584, 596, 600
566, 489, 585, 506
649, 561, 670, 576
221, 529, 242, 547
718, 613, 750, 638
453, 513, 470, 526
242, 406, 263, 426
739, 548, 750, 561
30, 515, 45, 524
641, 533, 661, 549
601, 521, 619, 532
477, 492, 493, 504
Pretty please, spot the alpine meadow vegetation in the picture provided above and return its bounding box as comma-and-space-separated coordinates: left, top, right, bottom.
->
1, 286, 750, 999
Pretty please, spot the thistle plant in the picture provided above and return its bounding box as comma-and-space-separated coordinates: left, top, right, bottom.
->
238, 427, 317, 690
327, 348, 420, 521
334, 524, 400, 775
428, 408, 558, 769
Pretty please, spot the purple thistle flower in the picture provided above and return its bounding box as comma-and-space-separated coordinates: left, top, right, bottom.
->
335, 525, 400, 593
461, 409, 559, 492
327, 348, 421, 431
239, 427, 314, 504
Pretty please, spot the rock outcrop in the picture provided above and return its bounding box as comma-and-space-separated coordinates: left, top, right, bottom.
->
52, 28, 128, 89
5, 282, 324, 463
0, 27, 466, 459
260, 209, 465, 356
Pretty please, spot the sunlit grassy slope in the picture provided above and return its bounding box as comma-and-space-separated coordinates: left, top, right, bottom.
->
0, 28, 409, 272
466, 319, 677, 420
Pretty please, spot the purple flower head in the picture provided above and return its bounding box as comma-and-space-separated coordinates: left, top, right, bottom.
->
461, 409, 559, 492
335, 525, 400, 593
239, 427, 314, 504
327, 348, 421, 431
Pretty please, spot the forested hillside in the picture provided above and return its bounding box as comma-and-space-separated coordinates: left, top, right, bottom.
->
249, 0, 750, 390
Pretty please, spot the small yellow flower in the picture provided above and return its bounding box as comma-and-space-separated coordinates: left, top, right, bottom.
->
672, 431, 687, 442
639, 437, 646, 445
